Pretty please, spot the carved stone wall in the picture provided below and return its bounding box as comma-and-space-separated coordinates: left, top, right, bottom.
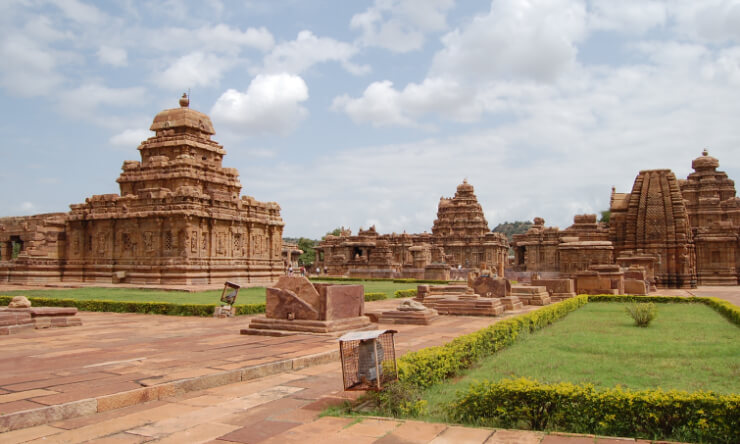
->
511, 214, 611, 275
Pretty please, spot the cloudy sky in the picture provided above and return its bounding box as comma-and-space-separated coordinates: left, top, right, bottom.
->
1, 0, 739, 238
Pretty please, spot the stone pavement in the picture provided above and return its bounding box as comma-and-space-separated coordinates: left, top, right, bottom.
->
0, 297, 537, 433
3, 287, 736, 443
0, 359, 656, 444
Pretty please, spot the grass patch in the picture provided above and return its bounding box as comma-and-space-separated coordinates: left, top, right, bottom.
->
310, 279, 418, 297
420, 302, 740, 421
0, 279, 418, 305
1, 287, 267, 305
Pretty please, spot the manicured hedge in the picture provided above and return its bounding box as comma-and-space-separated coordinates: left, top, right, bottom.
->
0, 296, 265, 317
394, 289, 418, 299
392, 278, 451, 284
397, 295, 588, 388
310, 277, 450, 284
451, 378, 740, 444
364, 292, 388, 302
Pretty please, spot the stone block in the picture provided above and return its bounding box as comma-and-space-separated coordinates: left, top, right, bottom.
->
265, 288, 319, 321
471, 276, 511, 298
623, 279, 648, 295
323, 285, 364, 320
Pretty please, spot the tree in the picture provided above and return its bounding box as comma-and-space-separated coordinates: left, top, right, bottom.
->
492, 221, 533, 242
322, 227, 342, 239
599, 210, 611, 223
296, 237, 316, 266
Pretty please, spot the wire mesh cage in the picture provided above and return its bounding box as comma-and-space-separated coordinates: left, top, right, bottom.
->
338, 329, 398, 391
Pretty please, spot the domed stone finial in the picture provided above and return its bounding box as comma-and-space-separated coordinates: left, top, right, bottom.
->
702, 148, 708, 156
179, 93, 190, 108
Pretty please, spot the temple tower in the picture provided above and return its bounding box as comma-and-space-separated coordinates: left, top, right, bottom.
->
610, 169, 697, 288
680, 150, 739, 285
63, 94, 285, 284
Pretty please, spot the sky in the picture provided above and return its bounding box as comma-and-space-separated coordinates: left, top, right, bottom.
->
1, 0, 739, 239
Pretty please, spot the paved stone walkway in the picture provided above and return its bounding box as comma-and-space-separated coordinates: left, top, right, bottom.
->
3, 287, 736, 443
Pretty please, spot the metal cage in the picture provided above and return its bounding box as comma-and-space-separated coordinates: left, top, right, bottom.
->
338, 329, 398, 391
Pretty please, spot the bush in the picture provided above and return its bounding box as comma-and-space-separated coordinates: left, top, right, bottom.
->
364, 292, 387, 302
369, 380, 427, 417
625, 302, 657, 327
393, 289, 418, 299
451, 378, 740, 444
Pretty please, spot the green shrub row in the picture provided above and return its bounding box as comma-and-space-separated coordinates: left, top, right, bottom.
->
397, 295, 588, 388
586, 295, 740, 327
0, 296, 265, 317
451, 378, 740, 444
309, 277, 450, 284
364, 292, 388, 302
310, 276, 391, 282
394, 289, 418, 299
392, 278, 451, 284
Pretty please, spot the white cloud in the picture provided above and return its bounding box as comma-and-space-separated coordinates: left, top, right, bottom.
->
49, 0, 106, 24
432, 0, 587, 83
56, 84, 148, 120
211, 73, 309, 135
97, 45, 127, 67
670, 0, 740, 43
0, 35, 62, 97
110, 129, 151, 148
351, 0, 454, 52
155, 52, 233, 90
588, 0, 667, 34
148, 25, 274, 54
195, 24, 274, 53
262, 30, 368, 75
332, 77, 481, 127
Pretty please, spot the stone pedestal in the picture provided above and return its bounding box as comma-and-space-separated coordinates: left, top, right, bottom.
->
378, 307, 439, 325
532, 278, 576, 302
0, 307, 81, 330
499, 296, 524, 311
242, 277, 373, 336
511, 286, 551, 305
0, 311, 34, 335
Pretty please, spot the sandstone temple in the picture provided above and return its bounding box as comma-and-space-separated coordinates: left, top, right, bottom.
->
314, 180, 509, 279
512, 150, 740, 288
0, 95, 285, 284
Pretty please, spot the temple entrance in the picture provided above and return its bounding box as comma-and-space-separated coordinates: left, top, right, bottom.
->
8, 236, 23, 260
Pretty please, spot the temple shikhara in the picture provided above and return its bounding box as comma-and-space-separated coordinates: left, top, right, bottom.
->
314, 180, 510, 279
512, 150, 740, 288
0, 95, 285, 284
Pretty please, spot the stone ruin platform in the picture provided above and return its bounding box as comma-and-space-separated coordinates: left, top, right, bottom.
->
511, 285, 551, 306
0, 311, 34, 335
0, 297, 81, 334
377, 300, 439, 325
414, 285, 505, 316
531, 278, 576, 302
242, 277, 373, 337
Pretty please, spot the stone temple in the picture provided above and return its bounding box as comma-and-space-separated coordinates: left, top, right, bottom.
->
314, 180, 509, 279
512, 150, 740, 288
0, 95, 285, 284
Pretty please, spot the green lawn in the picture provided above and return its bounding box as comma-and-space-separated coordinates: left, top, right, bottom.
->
310, 279, 418, 296
0, 287, 266, 305
421, 302, 740, 420
0, 279, 418, 305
